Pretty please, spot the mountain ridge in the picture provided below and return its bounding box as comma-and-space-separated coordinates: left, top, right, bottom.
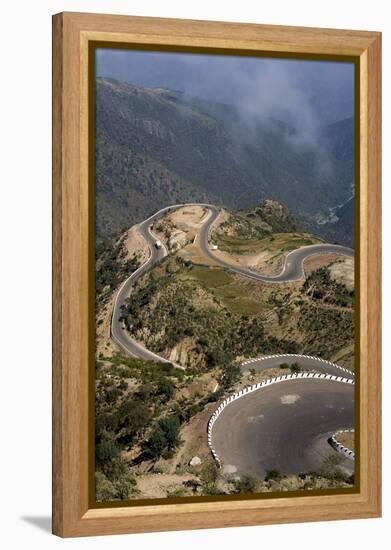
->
96, 77, 354, 246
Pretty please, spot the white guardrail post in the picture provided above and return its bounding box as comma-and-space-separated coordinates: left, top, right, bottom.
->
329, 429, 355, 460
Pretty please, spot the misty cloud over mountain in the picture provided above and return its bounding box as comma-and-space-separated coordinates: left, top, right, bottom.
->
96, 49, 354, 143
95, 73, 354, 246
95, 51, 355, 246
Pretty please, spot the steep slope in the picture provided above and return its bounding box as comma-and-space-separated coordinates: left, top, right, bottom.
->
215, 200, 302, 240
96, 78, 354, 244
207, 201, 322, 277
314, 197, 355, 248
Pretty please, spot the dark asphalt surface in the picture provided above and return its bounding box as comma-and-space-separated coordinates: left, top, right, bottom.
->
110, 203, 214, 361
110, 204, 355, 477
199, 206, 354, 282
111, 208, 172, 362
212, 378, 354, 477
111, 202, 354, 370
241, 355, 354, 379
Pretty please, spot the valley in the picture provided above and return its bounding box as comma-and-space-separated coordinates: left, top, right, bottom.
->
96, 78, 354, 246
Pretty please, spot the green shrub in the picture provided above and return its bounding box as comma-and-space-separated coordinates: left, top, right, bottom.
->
290, 362, 301, 373
143, 415, 181, 459
96, 440, 120, 465
200, 463, 219, 485
95, 472, 117, 502
233, 475, 259, 494
218, 363, 241, 390
265, 469, 282, 481
95, 470, 138, 502
113, 476, 137, 499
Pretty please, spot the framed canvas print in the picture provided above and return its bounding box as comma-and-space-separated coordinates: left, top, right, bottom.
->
52, 12, 381, 537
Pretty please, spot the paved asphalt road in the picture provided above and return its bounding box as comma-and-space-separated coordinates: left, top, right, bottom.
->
241, 355, 354, 379
212, 378, 354, 477
110, 204, 355, 476
110, 203, 214, 361
111, 208, 173, 362
199, 206, 354, 283
111, 203, 353, 366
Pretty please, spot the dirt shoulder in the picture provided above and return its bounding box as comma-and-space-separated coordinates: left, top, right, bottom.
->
123, 223, 149, 264
134, 473, 198, 499
329, 257, 354, 291
154, 205, 209, 253
304, 253, 341, 274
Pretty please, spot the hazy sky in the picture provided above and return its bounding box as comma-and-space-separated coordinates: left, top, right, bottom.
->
96, 49, 354, 133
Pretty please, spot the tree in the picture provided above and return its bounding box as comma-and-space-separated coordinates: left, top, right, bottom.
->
143, 415, 181, 459
200, 463, 220, 495
148, 428, 167, 458
113, 475, 137, 499
96, 440, 120, 466
95, 469, 138, 501
135, 383, 154, 401
117, 399, 151, 441
158, 416, 181, 450
156, 379, 175, 402
219, 363, 241, 389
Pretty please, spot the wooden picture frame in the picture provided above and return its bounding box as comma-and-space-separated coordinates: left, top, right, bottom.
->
52, 11, 381, 537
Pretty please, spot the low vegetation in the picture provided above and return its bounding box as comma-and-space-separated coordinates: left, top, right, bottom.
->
165, 462, 354, 498
211, 200, 320, 256
94, 352, 242, 501
95, 355, 184, 500
120, 255, 354, 370
95, 200, 355, 500
96, 236, 138, 306
121, 257, 300, 369
214, 232, 319, 256
214, 200, 301, 242
298, 302, 354, 358
302, 266, 354, 307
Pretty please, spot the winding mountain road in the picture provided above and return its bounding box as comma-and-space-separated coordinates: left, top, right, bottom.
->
111, 203, 213, 361
199, 205, 354, 283
109, 202, 355, 478
111, 203, 353, 362
111, 207, 173, 361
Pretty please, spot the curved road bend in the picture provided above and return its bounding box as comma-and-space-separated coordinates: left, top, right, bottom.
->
199, 206, 354, 283
109, 203, 356, 478
211, 377, 354, 478
241, 355, 354, 380
111, 207, 177, 362
111, 203, 215, 361
111, 203, 354, 362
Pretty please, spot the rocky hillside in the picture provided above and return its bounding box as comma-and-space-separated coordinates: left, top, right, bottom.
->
317, 197, 355, 247
121, 254, 354, 371
209, 201, 322, 273
96, 78, 354, 245
213, 200, 301, 241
